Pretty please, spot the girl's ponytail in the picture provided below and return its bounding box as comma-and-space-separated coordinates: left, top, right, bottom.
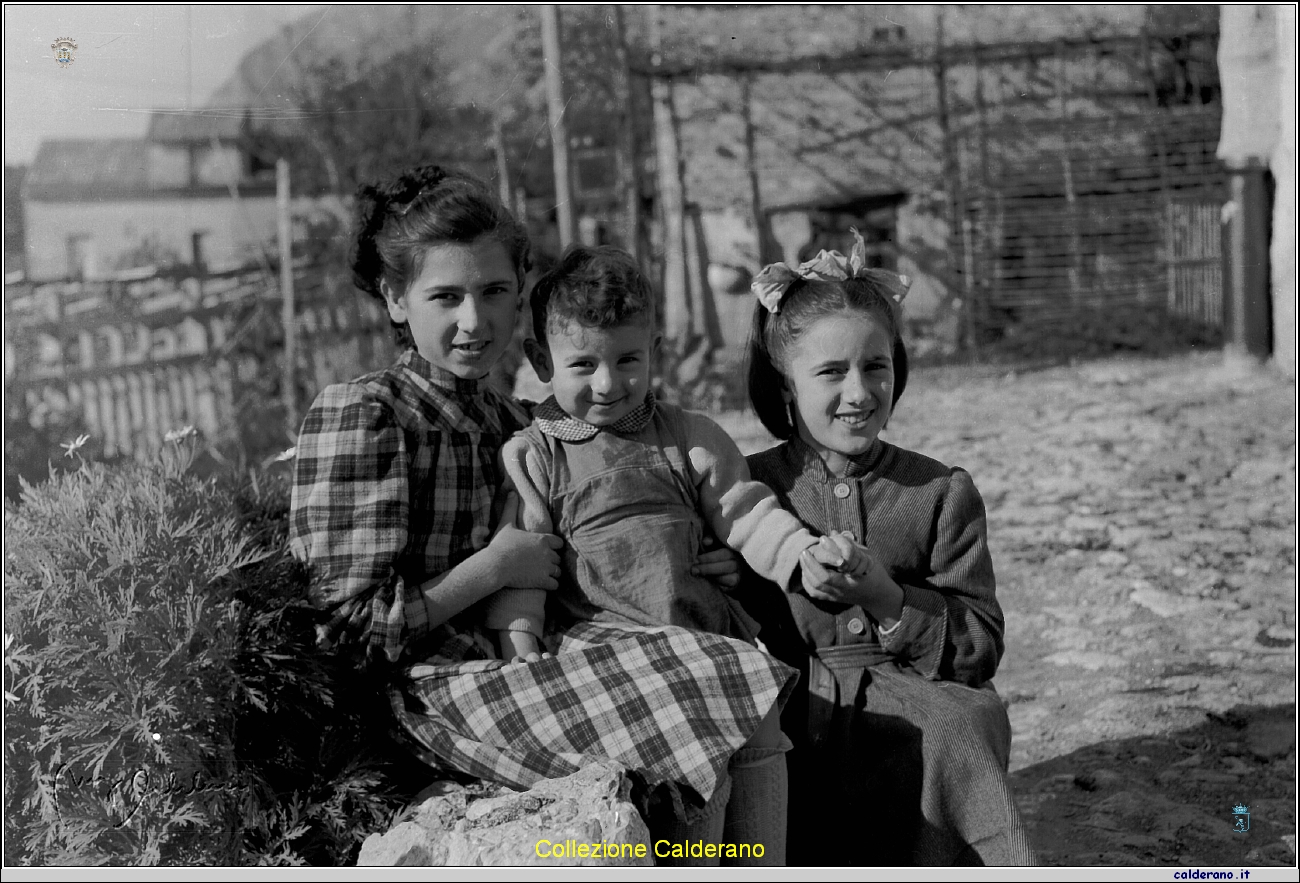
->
746, 302, 797, 440
349, 165, 455, 302
890, 331, 909, 410
350, 182, 389, 300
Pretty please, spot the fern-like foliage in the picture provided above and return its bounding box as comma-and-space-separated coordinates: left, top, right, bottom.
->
4, 453, 428, 866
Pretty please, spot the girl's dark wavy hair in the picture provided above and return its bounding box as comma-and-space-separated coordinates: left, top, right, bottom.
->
349, 165, 531, 347
745, 276, 910, 440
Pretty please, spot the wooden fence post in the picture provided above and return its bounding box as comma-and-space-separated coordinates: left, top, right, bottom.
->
740, 74, 771, 264
541, 5, 577, 249
934, 11, 971, 351
276, 158, 297, 437
610, 5, 642, 262
1224, 162, 1274, 361
650, 6, 692, 353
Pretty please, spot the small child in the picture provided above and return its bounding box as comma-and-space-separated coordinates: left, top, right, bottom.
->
483, 245, 825, 658
739, 230, 1035, 865
480, 245, 832, 865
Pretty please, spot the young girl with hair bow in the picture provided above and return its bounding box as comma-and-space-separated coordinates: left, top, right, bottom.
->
740, 231, 1037, 866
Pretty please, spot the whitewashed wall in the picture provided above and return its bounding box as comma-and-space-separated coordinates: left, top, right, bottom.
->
23, 195, 279, 279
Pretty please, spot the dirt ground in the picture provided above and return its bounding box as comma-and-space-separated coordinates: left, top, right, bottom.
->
718, 349, 1297, 868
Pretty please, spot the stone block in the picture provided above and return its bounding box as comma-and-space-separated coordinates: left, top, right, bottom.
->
357, 762, 652, 867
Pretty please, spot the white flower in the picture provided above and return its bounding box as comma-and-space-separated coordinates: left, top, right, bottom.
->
164, 425, 197, 444
60, 434, 90, 457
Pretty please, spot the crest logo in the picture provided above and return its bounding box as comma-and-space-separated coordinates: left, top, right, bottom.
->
52, 37, 77, 68
1232, 803, 1250, 833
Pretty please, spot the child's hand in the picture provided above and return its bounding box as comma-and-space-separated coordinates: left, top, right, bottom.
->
799, 533, 905, 628
692, 534, 742, 589
817, 532, 870, 577
800, 533, 874, 605
488, 492, 564, 590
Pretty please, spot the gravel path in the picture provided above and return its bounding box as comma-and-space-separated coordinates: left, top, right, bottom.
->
717, 350, 1296, 867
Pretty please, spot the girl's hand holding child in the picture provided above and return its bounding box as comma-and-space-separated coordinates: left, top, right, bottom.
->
690, 534, 743, 589
488, 493, 563, 664
486, 492, 565, 592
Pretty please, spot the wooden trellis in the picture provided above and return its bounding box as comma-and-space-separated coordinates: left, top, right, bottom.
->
635, 20, 1223, 349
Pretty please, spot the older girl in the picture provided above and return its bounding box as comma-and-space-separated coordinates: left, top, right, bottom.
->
289, 165, 795, 862
740, 232, 1036, 865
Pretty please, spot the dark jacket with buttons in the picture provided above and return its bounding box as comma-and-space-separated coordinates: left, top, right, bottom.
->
743, 437, 1004, 687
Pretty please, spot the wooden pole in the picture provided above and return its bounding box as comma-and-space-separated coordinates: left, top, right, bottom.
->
1225, 162, 1273, 361
740, 73, 770, 264
650, 6, 692, 351
1143, 16, 1174, 311
973, 57, 995, 338
541, 5, 576, 248
492, 111, 512, 210
1055, 49, 1082, 307
934, 10, 971, 350
610, 4, 642, 262
276, 158, 297, 436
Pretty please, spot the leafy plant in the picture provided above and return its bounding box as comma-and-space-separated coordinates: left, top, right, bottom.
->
3, 388, 96, 502
4, 442, 425, 866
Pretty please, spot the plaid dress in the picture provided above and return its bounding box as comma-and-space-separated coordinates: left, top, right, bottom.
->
290, 349, 795, 812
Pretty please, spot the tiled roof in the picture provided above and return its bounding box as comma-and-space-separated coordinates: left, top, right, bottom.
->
23, 139, 150, 200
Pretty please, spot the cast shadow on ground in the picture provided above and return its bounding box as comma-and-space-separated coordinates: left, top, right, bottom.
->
1009, 703, 1296, 867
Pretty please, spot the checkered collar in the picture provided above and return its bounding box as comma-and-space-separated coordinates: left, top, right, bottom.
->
400, 347, 485, 400
533, 392, 657, 442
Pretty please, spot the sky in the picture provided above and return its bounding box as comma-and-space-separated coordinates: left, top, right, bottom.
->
4, 4, 324, 166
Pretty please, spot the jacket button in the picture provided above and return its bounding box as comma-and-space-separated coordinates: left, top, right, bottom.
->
847, 617, 866, 635
833, 483, 851, 499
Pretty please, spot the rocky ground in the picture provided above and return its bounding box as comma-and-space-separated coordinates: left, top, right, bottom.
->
719, 349, 1297, 868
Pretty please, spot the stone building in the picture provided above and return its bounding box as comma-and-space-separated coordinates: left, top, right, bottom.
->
21, 112, 279, 280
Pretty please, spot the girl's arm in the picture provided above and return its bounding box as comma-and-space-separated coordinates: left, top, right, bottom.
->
290, 386, 557, 665
290, 385, 426, 664
683, 412, 819, 592
879, 468, 1003, 685
419, 503, 560, 632
787, 467, 1002, 686
481, 435, 557, 650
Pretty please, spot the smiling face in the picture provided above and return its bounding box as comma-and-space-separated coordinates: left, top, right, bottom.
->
381, 237, 520, 380
782, 309, 894, 476
539, 319, 659, 427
